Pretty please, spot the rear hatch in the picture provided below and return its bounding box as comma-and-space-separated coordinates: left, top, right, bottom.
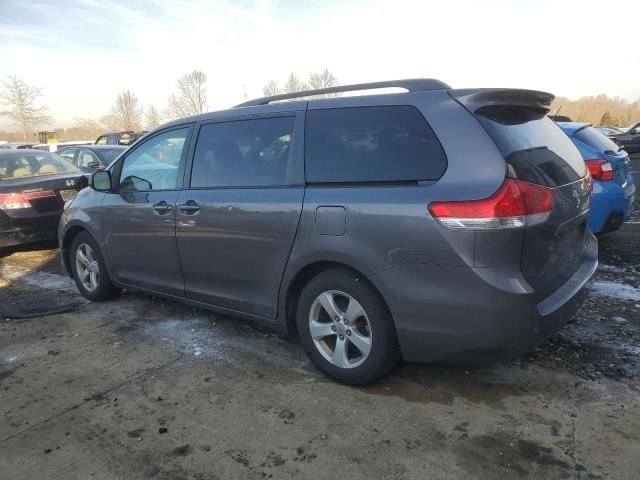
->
573, 125, 632, 189
451, 89, 592, 301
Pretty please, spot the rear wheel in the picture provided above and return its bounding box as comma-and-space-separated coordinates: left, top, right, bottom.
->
70, 232, 120, 301
296, 269, 400, 385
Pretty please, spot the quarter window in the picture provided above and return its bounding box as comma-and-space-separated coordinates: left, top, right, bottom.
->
191, 117, 295, 188
119, 128, 188, 191
305, 106, 447, 183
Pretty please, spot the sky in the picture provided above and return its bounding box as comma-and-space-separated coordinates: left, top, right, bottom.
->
0, 0, 638, 130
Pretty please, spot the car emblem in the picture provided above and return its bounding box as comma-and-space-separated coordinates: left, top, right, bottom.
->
66, 179, 75, 187
572, 189, 581, 209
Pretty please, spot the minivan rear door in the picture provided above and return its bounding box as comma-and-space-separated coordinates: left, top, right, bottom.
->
452, 89, 592, 301
176, 111, 305, 319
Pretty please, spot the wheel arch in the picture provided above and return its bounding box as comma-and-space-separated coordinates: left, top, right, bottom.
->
282, 260, 393, 338
61, 225, 89, 276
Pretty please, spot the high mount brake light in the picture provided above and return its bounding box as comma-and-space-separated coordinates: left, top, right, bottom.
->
584, 160, 614, 181
0, 191, 56, 210
428, 179, 554, 230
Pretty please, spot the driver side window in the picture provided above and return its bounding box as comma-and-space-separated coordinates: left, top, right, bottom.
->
119, 128, 188, 191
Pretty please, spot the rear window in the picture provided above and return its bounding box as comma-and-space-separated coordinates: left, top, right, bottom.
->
97, 148, 126, 164
575, 126, 620, 155
0, 152, 81, 180
476, 107, 587, 187
305, 106, 447, 183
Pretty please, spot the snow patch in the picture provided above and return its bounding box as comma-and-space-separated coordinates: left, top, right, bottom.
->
0, 265, 78, 293
591, 280, 640, 302
599, 264, 625, 274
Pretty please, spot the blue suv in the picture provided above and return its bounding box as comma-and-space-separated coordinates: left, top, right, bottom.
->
557, 122, 635, 233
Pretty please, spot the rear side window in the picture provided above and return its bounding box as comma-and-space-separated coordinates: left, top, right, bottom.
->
476, 108, 586, 187
575, 126, 620, 154
305, 106, 447, 183
191, 116, 295, 188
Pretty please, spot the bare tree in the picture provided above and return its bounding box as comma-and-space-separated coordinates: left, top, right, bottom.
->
262, 80, 281, 97
283, 73, 307, 93
110, 90, 142, 131
309, 68, 339, 90
144, 105, 162, 130
0, 74, 51, 140
166, 70, 208, 119
100, 114, 119, 132
308, 68, 340, 98
551, 95, 640, 127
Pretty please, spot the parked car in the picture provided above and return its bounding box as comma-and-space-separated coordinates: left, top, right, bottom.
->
95, 131, 147, 146
30, 140, 93, 153
548, 115, 573, 122
0, 149, 87, 249
57, 145, 127, 172
610, 122, 640, 155
60, 79, 597, 385
595, 126, 624, 136
557, 122, 635, 234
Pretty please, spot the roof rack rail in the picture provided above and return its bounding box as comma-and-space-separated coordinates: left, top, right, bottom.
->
235, 78, 451, 108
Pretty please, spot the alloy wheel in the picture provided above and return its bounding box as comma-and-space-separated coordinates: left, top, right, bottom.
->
308, 290, 372, 369
75, 242, 99, 292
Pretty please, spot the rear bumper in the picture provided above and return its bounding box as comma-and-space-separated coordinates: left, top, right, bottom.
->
588, 176, 635, 234
375, 233, 598, 364
0, 212, 60, 248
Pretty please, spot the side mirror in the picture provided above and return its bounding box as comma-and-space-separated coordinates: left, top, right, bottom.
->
87, 161, 101, 169
91, 170, 112, 192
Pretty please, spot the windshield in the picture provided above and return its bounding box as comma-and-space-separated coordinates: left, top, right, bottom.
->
96, 148, 126, 164
575, 126, 621, 154
0, 152, 82, 180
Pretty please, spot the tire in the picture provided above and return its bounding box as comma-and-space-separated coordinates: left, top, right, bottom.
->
296, 268, 400, 385
70, 232, 120, 301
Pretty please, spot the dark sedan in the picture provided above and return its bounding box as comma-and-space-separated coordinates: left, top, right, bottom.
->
0, 149, 88, 249
611, 122, 640, 155
57, 145, 127, 172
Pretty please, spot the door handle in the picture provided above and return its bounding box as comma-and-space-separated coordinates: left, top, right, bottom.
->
152, 201, 173, 214
178, 200, 200, 215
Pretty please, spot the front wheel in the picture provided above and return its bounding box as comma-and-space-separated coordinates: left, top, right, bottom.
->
70, 232, 120, 301
296, 269, 400, 385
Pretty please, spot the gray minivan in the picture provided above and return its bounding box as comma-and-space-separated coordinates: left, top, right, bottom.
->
59, 79, 598, 385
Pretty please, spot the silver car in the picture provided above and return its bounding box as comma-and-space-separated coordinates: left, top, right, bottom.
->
59, 79, 597, 384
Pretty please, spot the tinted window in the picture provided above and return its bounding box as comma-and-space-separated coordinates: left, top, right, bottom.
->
58, 148, 77, 163
119, 128, 188, 191
305, 106, 446, 183
477, 108, 586, 187
191, 117, 295, 188
575, 127, 620, 154
0, 152, 81, 180
95, 148, 125, 164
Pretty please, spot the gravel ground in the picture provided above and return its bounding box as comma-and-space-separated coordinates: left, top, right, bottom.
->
0, 174, 639, 479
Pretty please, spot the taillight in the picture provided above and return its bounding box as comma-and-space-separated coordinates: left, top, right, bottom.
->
585, 160, 614, 181
0, 191, 56, 210
428, 179, 554, 230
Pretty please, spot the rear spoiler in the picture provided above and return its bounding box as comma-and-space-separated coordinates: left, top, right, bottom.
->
449, 88, 555, 113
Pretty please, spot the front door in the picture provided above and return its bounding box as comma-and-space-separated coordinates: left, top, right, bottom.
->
102, 126, 192, 296
176, 114, 304, 318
